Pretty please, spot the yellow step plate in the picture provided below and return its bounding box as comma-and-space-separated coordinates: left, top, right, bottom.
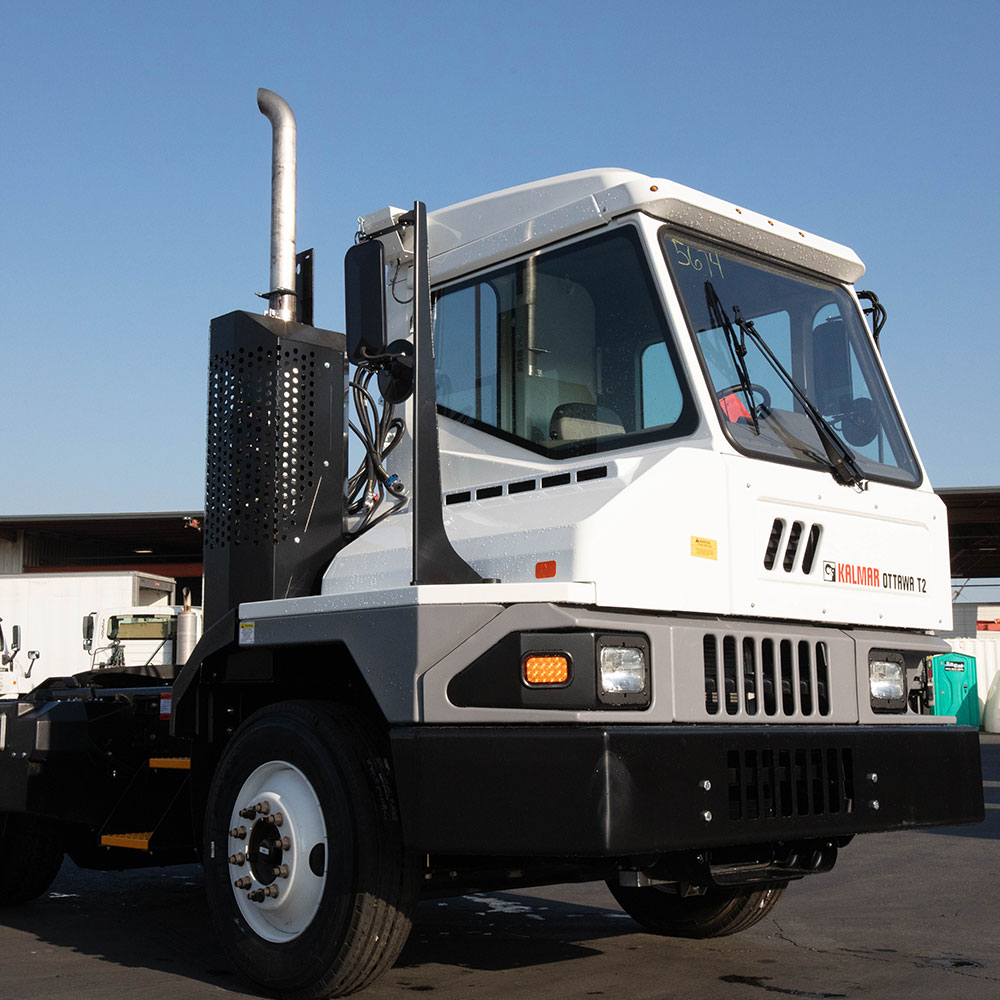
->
148, 757, 191, 770
101, 832, 153, 850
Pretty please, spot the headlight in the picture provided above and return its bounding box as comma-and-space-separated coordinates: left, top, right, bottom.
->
597, 636, 650, 707
869, 652, 906, 712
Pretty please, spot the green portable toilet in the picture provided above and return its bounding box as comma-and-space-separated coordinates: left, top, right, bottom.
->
930, 653, 979, 727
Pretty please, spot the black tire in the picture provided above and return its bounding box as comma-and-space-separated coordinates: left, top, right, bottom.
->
607, 881, 785, 938
204, 701, 417, 999
0, 812, 65, 905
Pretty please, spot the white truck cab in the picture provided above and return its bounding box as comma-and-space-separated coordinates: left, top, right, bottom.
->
320, 169, 948, 636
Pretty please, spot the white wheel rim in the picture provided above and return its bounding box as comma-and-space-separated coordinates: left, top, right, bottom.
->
226, 760, 328, 942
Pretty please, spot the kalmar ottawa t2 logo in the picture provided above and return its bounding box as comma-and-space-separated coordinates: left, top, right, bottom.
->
823, 560, 926, 593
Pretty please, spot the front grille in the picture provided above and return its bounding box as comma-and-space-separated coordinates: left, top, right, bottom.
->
704, 634, 831, 719
727, 747, 855, 821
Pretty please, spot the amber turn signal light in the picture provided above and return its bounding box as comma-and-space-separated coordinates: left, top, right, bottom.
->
523, 654, 570, 686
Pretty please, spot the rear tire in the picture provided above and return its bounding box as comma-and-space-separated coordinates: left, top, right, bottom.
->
204, 701, 417, 998
0, 812, 65, 905
607, 881, 785, 938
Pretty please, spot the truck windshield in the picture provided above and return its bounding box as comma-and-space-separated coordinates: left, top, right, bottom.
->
108, 615, 176, 640
433, 227, 697, 458
662, 229, 920, 486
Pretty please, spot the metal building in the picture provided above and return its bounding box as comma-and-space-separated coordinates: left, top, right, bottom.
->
0, 512, 204, 605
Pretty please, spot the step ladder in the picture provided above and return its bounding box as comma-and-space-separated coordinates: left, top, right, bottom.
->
99, 757, 192, 852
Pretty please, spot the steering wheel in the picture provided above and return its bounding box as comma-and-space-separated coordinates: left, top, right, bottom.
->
716, 382, 771, 415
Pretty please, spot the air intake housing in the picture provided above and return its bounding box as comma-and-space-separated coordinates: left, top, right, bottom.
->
202, 310, 346, 627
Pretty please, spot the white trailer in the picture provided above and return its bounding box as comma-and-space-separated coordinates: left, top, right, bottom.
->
0, 571, 177, 696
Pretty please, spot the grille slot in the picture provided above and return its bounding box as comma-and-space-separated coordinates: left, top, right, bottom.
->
703, 634, 832, 719
704, 635, 719, 714
727, 747, 855, 821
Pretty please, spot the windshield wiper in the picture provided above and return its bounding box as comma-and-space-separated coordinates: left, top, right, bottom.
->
726, 298, 867, 489
705, 282, 760, 435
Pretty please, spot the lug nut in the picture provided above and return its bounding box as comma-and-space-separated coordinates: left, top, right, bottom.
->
229, 852, 246, 866
239, 800, 271, 819
273, 864, 289, 878
234, 876, 252, 890
248, 884, 280, 902
280, 836, 291, 851
230, 826, 247, 839
265, 812, 284, 827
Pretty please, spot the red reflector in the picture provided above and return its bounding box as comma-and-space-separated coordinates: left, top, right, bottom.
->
535, 560, 557, 579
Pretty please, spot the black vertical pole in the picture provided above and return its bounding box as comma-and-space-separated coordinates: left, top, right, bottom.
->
411, 201, 483, 585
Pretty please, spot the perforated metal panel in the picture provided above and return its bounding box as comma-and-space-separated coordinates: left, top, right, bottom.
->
203, 312, 346, 627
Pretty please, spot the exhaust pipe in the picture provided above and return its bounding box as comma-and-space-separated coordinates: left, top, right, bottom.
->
257, 88, 297, 321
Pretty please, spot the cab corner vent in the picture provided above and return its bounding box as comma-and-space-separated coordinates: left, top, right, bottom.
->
764, 520, 823, 575
801, 524, 822, 574
763, 519, 784, 570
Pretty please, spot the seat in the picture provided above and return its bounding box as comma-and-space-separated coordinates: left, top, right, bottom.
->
549, 402, 625, 441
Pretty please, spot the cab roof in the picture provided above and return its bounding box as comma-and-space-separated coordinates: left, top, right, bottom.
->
423, 168, 865, 285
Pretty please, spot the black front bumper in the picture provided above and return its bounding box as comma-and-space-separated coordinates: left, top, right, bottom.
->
390, 724, 985, 855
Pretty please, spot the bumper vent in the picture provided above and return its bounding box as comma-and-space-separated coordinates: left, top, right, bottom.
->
704, 635, 831, 719
728, 747, 855, 821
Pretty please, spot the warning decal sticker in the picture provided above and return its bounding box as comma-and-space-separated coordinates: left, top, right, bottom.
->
691, 536, 718, 560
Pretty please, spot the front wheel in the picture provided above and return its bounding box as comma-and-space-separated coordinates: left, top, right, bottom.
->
203, 702, 417, 998
606, 881, 785, 938
0, 812, 65, 905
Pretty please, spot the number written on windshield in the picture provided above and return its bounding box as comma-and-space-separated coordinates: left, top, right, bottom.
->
670, 238, 724, 279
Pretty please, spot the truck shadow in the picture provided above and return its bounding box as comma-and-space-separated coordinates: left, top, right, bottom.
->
396, 890, 631, 971
0, 864, 637, 994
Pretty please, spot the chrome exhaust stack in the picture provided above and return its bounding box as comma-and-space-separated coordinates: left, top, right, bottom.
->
257, 88, 297, 321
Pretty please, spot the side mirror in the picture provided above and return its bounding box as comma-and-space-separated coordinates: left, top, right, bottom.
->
25, 650, 39, 678
82, 614, 95, 651
344, 240, 387, 364
841, 396, 879, 448
812, 318, 852, 415
3, 624, 21, 666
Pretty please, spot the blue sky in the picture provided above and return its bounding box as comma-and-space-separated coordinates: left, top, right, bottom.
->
1, 0, 997, 514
